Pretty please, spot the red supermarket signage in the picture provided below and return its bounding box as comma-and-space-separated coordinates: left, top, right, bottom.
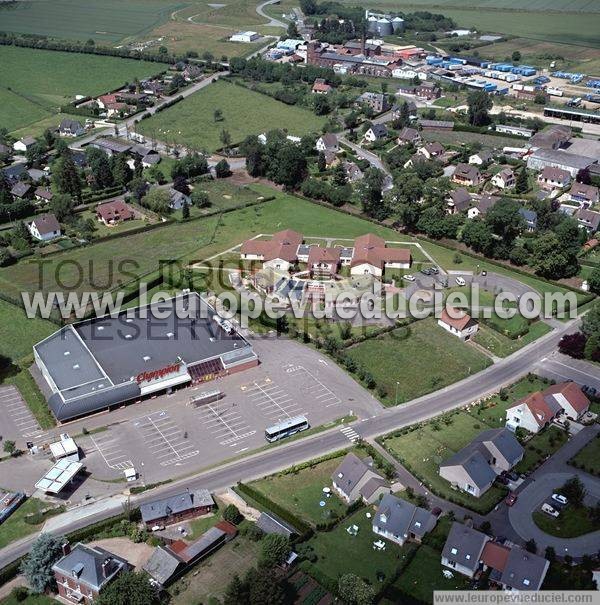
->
136, 363, 181, 384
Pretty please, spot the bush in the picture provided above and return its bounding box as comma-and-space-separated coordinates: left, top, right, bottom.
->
222, 504, 243, 525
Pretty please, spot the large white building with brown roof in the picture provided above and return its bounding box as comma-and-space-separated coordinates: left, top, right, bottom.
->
240, 229, 303, 271
505, 382, 590, 433
350, 233, 411, 277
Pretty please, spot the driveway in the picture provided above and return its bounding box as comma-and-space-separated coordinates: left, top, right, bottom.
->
339, 137, 391, 177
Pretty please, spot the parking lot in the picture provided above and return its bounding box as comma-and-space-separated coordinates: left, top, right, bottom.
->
0, 384, 48, 448
78, 337, 382, 484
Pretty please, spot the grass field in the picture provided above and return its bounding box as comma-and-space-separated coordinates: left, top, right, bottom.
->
570, 433, 600, 475
0, 593, 56, 605
0, 496, 47, 549
474, 321, 552, 358
0, 46, 161, 133
346, 318, 491, 405
533, 506, 600, 538
136, 80, 326, 151
248, 456, 348, 526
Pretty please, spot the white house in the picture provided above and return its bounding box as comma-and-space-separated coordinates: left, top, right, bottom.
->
315, 133, 339, 153
442, 523, 489, 578
491, 168, 515, 190
437, 307, 478, 340
13, 136, 37, 153
468, 151, 492, 166
28, 213, 62, 242
350, 234, 411, 277
363, 124, 388, 143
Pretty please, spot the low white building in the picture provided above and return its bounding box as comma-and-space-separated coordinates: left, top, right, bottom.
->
492, 168, 516, 190
437, 307, 478, 340
28, 213, 62, 242
13, 136, 37, 153
230, 31, 260, 43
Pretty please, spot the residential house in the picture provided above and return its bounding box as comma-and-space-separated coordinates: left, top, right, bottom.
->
364, 124, 388, 143
307, 246, 341, 276
537, 166, 571, 190
10, 181, 33, 201
96, 94, 118, 110
130, 145, 161, 167
452, 163, 482, 187
570, 182, 599, 207
350, 233, 411, 277
323, 150, 338, 168
356, 92, 390, 114
28, 213, 62, 241
414, 82, 440, 100
240, 229, 303, 271
59, 119, 85, 137
397, 127, 421, 146
34, 187, 53, 204
468, 194, 500, 219
498, 548, 549, 591
469, 150, 492, 166
96, 200, 136, 226
372, 494, 437, 547
392, 101, 417, 118
183, 65, 203, 81
27, 168, 47, 183
168, 188, 191, 211
441, 523, 490, 578
492, 168, 515, 190
447, 188, 472, 214
140, 489, 214, 527
331, 452, 390, 504
2, 162, 27, 183
519, 208, 538, 232
316, 133, 339, 153
312, 78, 332, 94
439, 428, 523, 497
437, 307, 479, 340
576, 208, 600, 233
142, 81, 165, 97
53, 542, 129, 604
506, 382, 589, 433
418, 142, 444, 160
344, 161, 363, 182
13, 136, 37, 153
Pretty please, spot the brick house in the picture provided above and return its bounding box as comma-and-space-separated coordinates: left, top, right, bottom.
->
140, 488, 215, 527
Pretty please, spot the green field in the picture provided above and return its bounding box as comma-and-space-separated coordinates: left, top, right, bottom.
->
0, 496, 48, 549
570, 433, 600, 475
346, 319, 491, 405
474, 322, 552, 358
137, 80, 327, 151
533, 506, 600, 538
0, 45, 161, 132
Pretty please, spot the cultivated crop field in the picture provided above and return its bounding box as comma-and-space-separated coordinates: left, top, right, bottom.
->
0, 46, 161, 132
136, 80, 327, 151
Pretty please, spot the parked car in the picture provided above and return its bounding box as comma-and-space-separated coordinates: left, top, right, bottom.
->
431, 506, 442, 517
430, 266, 439, 275
551, 493, 568, 506
542, 503, 560, 518
421, 268, 431, 275
151, 525, 165, 532
455, 277, 466, 286
403, 274, 416, 282
496, 475, 509, 486
505, 492, 518, 507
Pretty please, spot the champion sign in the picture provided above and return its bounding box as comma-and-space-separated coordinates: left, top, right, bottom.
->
136, 363, 182, 384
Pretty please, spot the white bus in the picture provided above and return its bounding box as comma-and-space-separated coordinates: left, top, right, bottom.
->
265, 416, 309, 442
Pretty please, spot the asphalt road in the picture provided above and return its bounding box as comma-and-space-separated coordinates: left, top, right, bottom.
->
0, 316, 581, 569
535, 352, 600, 392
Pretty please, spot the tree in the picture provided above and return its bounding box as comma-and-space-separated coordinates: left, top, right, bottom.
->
224, 574, 249, 605
332, 162, 347, 187
515, 168, 529, 193
545, 546, 556, 562
558, 332, 587, 359
313, 94, 331, 115
3, 440, 16, 456
259, 533, 290, 567
112, 154, 133, 187
531, 233, 572, 279
268, 143, 307, 189
214, 108, 223, 122
485, 198, 523, 244
142, 188, 171, 214
357, 167, 385, 219
50, 194, 74, 222
215, 159, 231, 178
191, 190, 211, 208
222, 504, 243, 525
588, 267, 600, 295
220, 128, 232, 151
171, 153, 209, 179
512, 50, 522, 62
317, 151, 326, 172
53, 154, 82, 201
247, 567, 285, 605
467, 90, 492, 127
338, 574, 375, 605
181, 200, 190, 219
128, 177, 149, 202
287, 20, 299, 38
96, 571, 159, 605
461, 218, 495, 255
560, 476, 586, 506
173, 175, 190, 196
525, 538, 537, 553
20, 534, 65, 593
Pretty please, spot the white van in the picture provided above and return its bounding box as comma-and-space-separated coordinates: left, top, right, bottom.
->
541, 503, 560, 518
455, 277, 466, 286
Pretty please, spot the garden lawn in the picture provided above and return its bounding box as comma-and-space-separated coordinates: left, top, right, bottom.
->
570, 434, 600, 476
346, 318, 491, 405
388, 545, 471, 603
0, 46, 161, 132
0, 496, 47, 549
0, 593, 56, 605
0, 299, 56, 365
137, 80, 327, 152
533, 506, 600, 538
248, 455, 347, 526
474, 321, 552, 358
302, 508, 415, 586
515, 426, 567, 474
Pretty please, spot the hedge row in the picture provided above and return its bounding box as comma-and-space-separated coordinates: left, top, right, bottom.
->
236, 482, 312, 536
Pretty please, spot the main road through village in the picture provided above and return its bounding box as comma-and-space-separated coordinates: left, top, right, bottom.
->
0, 315, 585, 569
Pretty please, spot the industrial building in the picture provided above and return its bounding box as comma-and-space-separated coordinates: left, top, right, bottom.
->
34, 293, 258, 423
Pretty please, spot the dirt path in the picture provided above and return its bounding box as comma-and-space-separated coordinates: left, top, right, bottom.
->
216, 487, 261, 520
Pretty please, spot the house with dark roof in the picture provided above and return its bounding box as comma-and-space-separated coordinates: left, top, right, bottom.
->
538, 166, 571, 190
10, 181, 33, 201
59, 119, 85, 137
530, 125, 571, 151
491, 168, 515, 190
355, 91, 389, 113
418, 141, 444, 160
28, 213, 62, 241
495, 547, 549, 591
467, 194, 500, 219
437, 307, 478, 340
13, 136, 37, 153
34, 187, 54, 204
519, 208, 538, 232
364, 123, 388, 143
447, 188, 472, 214
452, 163, 482, 187
331, 452, 390, 504
168, 187, 191, 210
140, 488, 214, 527
468, 150, 492, 166
528, 148, 595, 179
344, 161, 364, 182
439, 428, 523, 497
53, 542, 129, 604
570, 182, 599, 207
576, 208, 600, 233
372, 494, 437, 546
316, 133, 339, 153
397, 127, 421, 146
441, 522, 489, 577
506, 382, 590, 433
90, 138, 132, 156
256, 511, 297, 537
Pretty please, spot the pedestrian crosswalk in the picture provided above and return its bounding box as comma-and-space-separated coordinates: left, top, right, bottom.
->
340, 426, 360, 443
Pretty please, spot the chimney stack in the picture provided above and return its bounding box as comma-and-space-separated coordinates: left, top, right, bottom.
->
61, 541, 71, 557
101, 557, 112, 578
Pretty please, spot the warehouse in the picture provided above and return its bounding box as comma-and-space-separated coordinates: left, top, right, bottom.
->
526, 148, 597, 178
33, 293, 258, 423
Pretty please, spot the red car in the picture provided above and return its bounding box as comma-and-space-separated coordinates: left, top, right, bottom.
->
505, 492, 518, 507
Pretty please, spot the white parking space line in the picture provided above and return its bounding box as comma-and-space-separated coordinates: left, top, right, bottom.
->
195, 402, 256, 447
0, 385, 47, 444
284, 364, 342, 407
89, 433, 133, 470
133, 411, 200, 466
245, 379, 306, 422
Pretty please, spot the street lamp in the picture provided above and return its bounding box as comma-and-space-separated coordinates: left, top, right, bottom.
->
395, 381, 400, 406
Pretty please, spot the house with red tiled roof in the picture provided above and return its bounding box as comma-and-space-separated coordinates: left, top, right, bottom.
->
240, 230, 303, 271
96, 200, 135, 226
312, 78, 332, 94
307, 246, 341, 276
505, 382, 589, 433
350, 233, 411, 277
437, 308, 479, 341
